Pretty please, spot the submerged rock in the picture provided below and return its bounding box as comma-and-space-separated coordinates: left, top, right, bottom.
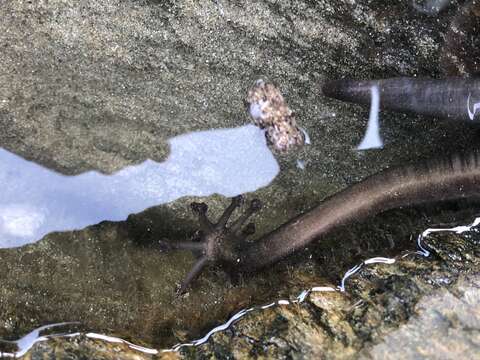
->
22, 335, 178, 360
10, 214, 480, 358
189, 224, 480, 359
0, 0, 472, 175
365, 275, 480, 359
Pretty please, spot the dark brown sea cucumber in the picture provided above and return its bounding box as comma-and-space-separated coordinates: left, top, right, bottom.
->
163, 151, 480, 292
238, 150, 480, 271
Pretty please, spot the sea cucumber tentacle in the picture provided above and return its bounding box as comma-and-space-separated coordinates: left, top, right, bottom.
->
177, 256, 209, 295
191, 202, 214, 232
216, 195, 244, 228
164, 196, 261, 294
230, 199, 263, 233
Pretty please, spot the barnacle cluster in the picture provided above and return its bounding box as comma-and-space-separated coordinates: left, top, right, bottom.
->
246, 79, 305, 153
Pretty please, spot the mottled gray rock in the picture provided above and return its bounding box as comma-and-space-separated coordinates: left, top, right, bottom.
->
365, 275, 480, 359
0, 0, 472, 176
23, 335, 168, 360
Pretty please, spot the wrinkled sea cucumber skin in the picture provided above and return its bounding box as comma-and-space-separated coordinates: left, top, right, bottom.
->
322, 77, 480, 122
238, 151, 480, 271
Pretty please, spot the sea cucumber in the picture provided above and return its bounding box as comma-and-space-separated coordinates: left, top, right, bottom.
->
163, 150, 480, 292
322, 77, 480, 122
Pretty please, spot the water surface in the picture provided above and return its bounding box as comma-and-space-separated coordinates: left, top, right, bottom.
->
0, 125, 278, 248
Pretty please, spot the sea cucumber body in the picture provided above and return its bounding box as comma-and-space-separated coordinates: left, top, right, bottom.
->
322, 77, 480, 122
238, 151, 480, 271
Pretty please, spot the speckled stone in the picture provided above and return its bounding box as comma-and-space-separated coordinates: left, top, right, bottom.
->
246, 79, 305, 153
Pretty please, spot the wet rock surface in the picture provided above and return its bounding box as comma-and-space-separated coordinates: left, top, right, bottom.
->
0, 0, 474, 175
15, 218, 480, 358
190, 226, 480, 359
441, 0, 480, 76
365, 274, 480, 359
1, 0, 480, 358
22, 335, 177, 360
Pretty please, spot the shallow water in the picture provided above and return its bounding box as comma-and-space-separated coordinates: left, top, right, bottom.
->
2, 217, 479, 357
0, 125, 278, 248
1, 0, 480, 358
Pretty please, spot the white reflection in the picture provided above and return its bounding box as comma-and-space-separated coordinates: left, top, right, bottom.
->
0, 322, 159, 358
0, 204, 46, 238
85, 333, 158, 355
0, 125, 279, 248
357, 85, 383, 150
0, 322, 78, 358
467, 92, 480, 121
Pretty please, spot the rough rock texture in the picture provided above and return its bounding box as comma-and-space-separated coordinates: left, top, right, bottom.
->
441, 0, 480, 76
15, 218, 480, 359
187, 223, 480, 359
0, 0, 473, 175
365, 275, 480, 359
1, 0, 480, 358
22, 335, 177, 360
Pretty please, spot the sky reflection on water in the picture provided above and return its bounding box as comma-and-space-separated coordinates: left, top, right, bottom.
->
0, 125, 279, 248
